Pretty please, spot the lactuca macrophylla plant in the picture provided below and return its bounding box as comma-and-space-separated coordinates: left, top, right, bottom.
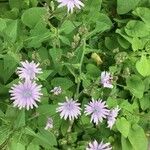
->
0, 0, 149, 150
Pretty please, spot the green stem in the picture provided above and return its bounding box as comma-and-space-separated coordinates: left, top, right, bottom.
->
75, 38, 86, 99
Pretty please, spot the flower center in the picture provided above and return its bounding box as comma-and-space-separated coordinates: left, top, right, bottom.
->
23, 90, 32, 98
66, 103, 73, 110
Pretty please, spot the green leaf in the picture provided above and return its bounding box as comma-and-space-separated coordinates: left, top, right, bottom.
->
139, 94, 150, 110
125, 20, 149, 37
128, 124, 148, 150
116, 117, 130, 138
4, 19, 18, 42
0, 125, 11, 145
35, 129, 57, 147
136, 55, 150, 77
3, 52, 18, 83
59, 20, 75, 34
131, 37, 143, 51
133, 7, 150, 26
27, 143, 39, 150
51, 77, 74, 90
117, 0, 140, 14
21, 7, 47, 28
0, 18, 6, 31
8, 140, 25, 150
49, 48, 62, 63
86, 64, 100, 78
126, 75, 145, 98
28, 21, 51, 48
121, 136, 134, 150
38, 70, 53, 81
14, 109, 25, 129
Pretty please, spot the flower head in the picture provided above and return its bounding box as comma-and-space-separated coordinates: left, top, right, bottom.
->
50, 86, 62, 95
101, 71, 113, 88
86, 140, 112, 150
56, 97, 81, 120
44, 117, 53, 130
17, 60, 42, 80
57, 0, 84, 13
9, 80, 42, 110
107, 106, 120, 129
85, 99, 109, 125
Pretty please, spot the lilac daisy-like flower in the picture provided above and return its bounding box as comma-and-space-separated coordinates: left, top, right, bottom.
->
17, 60, 42, 80
107, 106, 120, 129
101, 71, 113, 88
57, 0, 84, 13
84, 98, 109, 125
86, 140, 112, 150
44, 117, 53, 130
56, 97, 81, 120
50, 86, 62, 95
9, 80, 42, 110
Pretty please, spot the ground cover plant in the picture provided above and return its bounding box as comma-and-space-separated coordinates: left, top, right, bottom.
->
0, 0, 150, 149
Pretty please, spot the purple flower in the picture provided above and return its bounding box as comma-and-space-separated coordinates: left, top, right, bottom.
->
56, 97, 81, 121
107, 106, 120, 129
101, 71, 113, 88
57, 0, 84, 13
50, 86, 62, 95
84, 98, 109, 125
86, 140, 112, 150
17, 60, 42, 80
9, 80, 42, 110
44, 117, 53, 130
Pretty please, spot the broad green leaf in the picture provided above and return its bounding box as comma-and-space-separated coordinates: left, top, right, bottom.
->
38, 70, 53, 81
3, 52, 18, 83
51, 77, 74, 90
126, 75, 145, 98
0, 18, 6, 31
8, 141, 25, 150
125, 20, 149, 37
136, 55, 150, 77
59, 20, 75, 34
21, 7, 47, 28
14, 109, 25, 129
27, 143, 39, 150
27, 21, 51, 48
4, 19, 18, 42
116, 117, 130, 138
131, 37, 143, 51
0, 125, 11, 145
121, 136, 134, 150
117, 0, 140, 14
34, 129, 57, 147
139, 94, 150, 110
128, 124, 148, 150
49, 48, 62, 63
133, 7, 150, 26
86, 64, 100, 78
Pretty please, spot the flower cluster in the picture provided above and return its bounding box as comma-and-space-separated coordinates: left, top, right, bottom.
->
57, 0, 84, 13
56, 97, 120, 129
101, 71, 113, 88
107, 106, 120, 129
9, 60, 43, 110
86, 140, 112, 150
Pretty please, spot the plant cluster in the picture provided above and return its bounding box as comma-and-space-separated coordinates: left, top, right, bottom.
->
0, 0, 150, 150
